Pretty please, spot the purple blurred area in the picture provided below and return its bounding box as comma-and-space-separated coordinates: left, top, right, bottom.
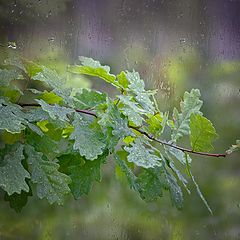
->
1, 0, 240, 61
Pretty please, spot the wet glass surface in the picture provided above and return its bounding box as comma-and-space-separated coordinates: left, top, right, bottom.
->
0, 0, 240, 239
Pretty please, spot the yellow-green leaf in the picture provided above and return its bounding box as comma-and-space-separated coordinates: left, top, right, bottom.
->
190, 114, 218, 152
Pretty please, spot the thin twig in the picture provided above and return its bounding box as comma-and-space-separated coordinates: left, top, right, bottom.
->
19, 103, 98, 118
129, 126, 226, 158
19, 103, 227, 158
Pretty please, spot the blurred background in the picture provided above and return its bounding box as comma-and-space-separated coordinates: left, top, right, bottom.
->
0, 0, 240, 239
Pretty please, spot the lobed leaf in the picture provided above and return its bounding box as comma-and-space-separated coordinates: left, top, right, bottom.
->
98, 101, 132, 140
125, 70, 155, 113
164, 168, 184, 209
117, 95, 145, 126
68, 56, 117, 86
0, 69, 19, 86
70, 114, 106, 160
68, 154, 106, 199
0, 99, 26, 133
25, 145, 71, 205
4, 57, 26, 72
190, 114, 218, 152
36, 99, 74, 122
115, 151, 138, 191
117, 71, 129, 88
74, 88, 107, 110
124, 139, 162, 168
33, 66, 65, 89
0, 143, 30, 195
4, 189, 32, 212
146, 112, 168, 137
172, 89, 203, 141
136, 167, 164, 201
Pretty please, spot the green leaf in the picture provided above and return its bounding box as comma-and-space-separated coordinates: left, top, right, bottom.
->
125, 70, 145, 93
4, 189, 32, 212
74, 89, 107, 110
26, 128, 66, 159
146, 112, 167, 136
103, 127, 119, 152
168, 161, 190, 194
98, 101, 132, 139
160, 152, 190, 194
33, 66, 65, 89
0, 143, 30, 195
136, 164, 184, 208
38, 91, 63, 104
135, 91, 155, 114
68, 57, 117, 85
25, 108, 49, 122
117, 95, 145, 126
22, 59, 42, 77
172, 89, 203, 141
166, 146, 192, 165
68, 154, 106, 199
190, 114, 218, 152
0, 69, 19, 86
125, 70, 155, 113
4, 57, 26, 72
124, 139, 162, 168
2, 131, 22, 144
70, 114, 106, 160
27, 122, 44, 136
136, 168, 164, 201
117, 71, 129, 88
25, 145, 71, 205
226, 140, 240, 155
164, 168, 184, 209
36, 99, 74, 122
114, 151, 138, 191
54, 88, 73, 106
0, 99, 26, 133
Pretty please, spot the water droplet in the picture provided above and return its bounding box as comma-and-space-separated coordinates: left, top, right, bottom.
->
179, 38, 186, 44
48, 37, 55, 42
7, 42, 17, 49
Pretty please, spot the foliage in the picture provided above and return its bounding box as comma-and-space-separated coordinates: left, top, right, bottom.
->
0, 56, 238, 213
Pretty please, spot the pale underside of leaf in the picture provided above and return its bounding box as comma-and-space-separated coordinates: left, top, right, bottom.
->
172, 89, 203, 141
0, 99, 26, 133
0, 143, 30, 195
36, 99, 74, 122
25, 145, 71, 205
70, 114, 106, 160
124, 138, 162, 168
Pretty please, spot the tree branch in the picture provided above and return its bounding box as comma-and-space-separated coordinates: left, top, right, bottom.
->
19, 103, 98, 118
129, 126, 226, 158
19, 103, 227, 158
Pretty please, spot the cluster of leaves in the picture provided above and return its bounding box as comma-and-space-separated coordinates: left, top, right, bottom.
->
0, 56, 239, 213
